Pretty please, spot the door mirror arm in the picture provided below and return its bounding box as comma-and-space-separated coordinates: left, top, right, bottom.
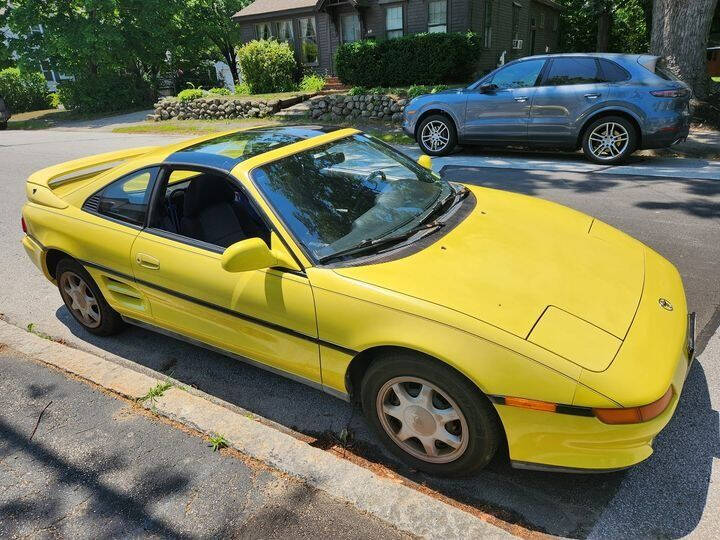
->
479, 83, 499, 94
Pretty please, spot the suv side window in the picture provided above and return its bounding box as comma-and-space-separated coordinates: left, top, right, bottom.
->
488, 59, 546, 89
598, 59, 630, 82
90, 168, 159, 226
545, 57, 601, 86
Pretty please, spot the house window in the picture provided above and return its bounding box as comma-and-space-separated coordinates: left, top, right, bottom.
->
255, 22, 274, 40
386, 5, 403, 39
276, 20, 294, 42
299, 17, 318, 65
512, 2, 521, 41
428, 0, 447, 33
539, 13, 545, 29
483, 1, 493, 48
39, 60, 56, 83
341, 14, 362, 43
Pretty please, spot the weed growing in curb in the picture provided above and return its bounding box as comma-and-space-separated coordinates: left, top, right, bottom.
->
208, 434, 229, 452
138, 381, 173, 406
27, 322, 53, 340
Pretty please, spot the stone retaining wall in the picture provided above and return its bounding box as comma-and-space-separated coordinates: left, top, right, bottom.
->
308, 94, 408, 122
148, 93, 315, 121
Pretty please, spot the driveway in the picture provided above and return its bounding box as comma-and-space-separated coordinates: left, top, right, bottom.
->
1, 130, 719, 538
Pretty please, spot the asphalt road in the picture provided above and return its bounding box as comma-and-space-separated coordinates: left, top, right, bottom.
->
1, 130, 719, 538
0, 347, 410, 539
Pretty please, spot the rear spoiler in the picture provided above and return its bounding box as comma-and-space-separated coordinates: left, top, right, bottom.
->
26, 146, 159, 209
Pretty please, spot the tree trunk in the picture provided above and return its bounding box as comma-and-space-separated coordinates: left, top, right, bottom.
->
596, 9, 611, 52
650, 0, 719, 98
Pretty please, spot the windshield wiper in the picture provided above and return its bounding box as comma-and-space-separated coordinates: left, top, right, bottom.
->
318, 220, 445, 264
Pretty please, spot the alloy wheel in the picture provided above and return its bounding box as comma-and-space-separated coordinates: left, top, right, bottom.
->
588, 122, 630, 161
421, 120, 450, 153
376, 376, 469, 464
60, 271, 101, 328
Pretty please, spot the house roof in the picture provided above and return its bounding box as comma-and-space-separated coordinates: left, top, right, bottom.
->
233, 0, 319, 20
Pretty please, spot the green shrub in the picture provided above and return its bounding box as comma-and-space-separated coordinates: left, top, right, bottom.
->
299, 73, 325, 92
57, 75, 151, 113
336, 32, 482, 87
48, 92, 61, 108
348, 86, 368, 96
234, 82, 251, 95
177, 88, 205, 102
208, 87, 231, 95
406, 84, 449, 99
0, 68, 51, 113
237, 40, 296, 94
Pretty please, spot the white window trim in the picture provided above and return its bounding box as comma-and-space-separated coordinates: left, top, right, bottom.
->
385, 5, 404, 39
428, 0, 448, 33
299, 16, 319, 66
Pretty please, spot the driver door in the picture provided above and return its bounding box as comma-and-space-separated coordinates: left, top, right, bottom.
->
463, 58, 547, 143
129, 166, 321, 384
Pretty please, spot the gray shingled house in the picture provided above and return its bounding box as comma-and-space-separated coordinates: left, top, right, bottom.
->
232, 1, 562, 78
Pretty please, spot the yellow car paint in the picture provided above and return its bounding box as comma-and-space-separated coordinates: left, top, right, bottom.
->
20, 126, 692, 472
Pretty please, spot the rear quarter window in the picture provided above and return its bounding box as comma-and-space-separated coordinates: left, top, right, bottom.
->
599, 59, 630, 82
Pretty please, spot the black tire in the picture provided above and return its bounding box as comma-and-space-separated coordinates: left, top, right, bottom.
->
581, 115, 637, 165
56, 258, 125, 336
416, 114, 458, 156
361, 351, 501, 477
0, 122, 7, 131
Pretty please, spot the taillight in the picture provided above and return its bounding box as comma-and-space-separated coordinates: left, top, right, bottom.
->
651, 89, 689, 98
21, 216, 27, 234
593, 387, 674, 424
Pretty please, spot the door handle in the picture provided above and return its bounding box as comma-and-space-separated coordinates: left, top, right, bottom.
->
135, 253, 159, 270
584, 93, 600, 100
514, 96, 529, 103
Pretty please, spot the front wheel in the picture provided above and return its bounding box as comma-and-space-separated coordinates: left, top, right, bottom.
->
416, 114, 457, 156
361, 352, 501, 477
582, 116, 637, 164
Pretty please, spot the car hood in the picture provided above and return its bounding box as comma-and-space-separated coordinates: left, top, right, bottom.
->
334, 186, 645, 342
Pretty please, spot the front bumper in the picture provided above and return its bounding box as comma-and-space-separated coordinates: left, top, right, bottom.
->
402, 115, 416, 139
498, 248, 693, 472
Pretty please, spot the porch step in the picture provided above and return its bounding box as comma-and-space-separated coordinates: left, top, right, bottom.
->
324, 76, 348, 91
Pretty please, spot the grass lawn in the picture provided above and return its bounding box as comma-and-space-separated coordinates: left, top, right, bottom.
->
113, 116, 414, 145
8, 107, 147, 130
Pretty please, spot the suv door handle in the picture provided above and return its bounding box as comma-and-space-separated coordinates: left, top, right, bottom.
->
514, 96, 529, 103
584, 93, 600, 99
136, 253, 159, 270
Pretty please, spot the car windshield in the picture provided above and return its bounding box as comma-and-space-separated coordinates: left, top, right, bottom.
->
251, 134, 451, 261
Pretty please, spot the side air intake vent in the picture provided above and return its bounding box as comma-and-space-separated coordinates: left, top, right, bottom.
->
83, 193, 101, 212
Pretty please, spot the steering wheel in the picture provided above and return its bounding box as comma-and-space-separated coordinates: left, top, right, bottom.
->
349, 170, 386, 218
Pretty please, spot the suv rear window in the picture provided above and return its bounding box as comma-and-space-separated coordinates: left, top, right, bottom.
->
598, 59, 630, 82
545, 58, 602, 86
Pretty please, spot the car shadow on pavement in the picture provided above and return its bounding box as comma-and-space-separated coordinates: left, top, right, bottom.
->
55, 307, 720, 538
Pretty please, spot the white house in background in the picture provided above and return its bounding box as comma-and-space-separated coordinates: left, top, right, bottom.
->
1, 22, 71, 91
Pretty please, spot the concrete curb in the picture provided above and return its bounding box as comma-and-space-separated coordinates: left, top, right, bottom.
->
0, 320, 513, 539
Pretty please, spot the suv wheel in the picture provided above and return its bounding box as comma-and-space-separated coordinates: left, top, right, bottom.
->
0, 121, 7, 131
56, 259, 125, 336
416, 114, 457, 156
582, 115, 637, 164
361, 351, 501, 477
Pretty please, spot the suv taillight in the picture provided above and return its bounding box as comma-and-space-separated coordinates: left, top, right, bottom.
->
21, 216, 27, 234
651, 88, 689, 98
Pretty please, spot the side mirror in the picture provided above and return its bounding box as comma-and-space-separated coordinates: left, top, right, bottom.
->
479, 83, 498, 94
417, 154, 433, 170
221, 238, 295, 273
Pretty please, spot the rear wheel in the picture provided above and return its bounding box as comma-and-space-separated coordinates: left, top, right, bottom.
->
582, 115, 637, 164
361, 352, 501, 477
416, 114, 457, 156
0, 121, 7, 131
56, 259, 125, 336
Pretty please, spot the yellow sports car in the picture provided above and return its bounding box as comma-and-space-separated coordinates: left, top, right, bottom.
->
21, 126, 695, 476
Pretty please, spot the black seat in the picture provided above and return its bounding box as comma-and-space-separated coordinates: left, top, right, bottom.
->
180, 175, 247, 247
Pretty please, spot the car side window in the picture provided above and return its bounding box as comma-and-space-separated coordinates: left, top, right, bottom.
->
598, 59, 630, 83
92, 168, 158, 226
488, 59, 546, 89
544, 57, 602, 86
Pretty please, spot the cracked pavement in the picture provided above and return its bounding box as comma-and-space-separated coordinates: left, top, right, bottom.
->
0, 348, 411, 539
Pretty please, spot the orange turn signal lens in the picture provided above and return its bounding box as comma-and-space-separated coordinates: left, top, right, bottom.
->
593, 387, 674, 425
504, 397, 557, 413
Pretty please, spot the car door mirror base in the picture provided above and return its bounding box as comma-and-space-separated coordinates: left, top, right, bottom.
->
221, 238, 295, 273
479, 84, 498, 94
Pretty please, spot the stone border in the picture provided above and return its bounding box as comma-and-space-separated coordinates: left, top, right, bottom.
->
149, 93, 317, 121
0, 320, 511, 539
308, 94, 408, 122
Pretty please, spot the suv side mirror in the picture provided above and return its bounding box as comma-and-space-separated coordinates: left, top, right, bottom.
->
479, 83, 498, 94
221, 238, 295, 273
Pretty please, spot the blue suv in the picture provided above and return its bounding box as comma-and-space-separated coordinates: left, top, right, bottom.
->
403, 54, 691, 164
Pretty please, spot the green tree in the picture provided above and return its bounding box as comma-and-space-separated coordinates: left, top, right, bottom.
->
177, 0, 252, 85
559, 0, 649, 53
